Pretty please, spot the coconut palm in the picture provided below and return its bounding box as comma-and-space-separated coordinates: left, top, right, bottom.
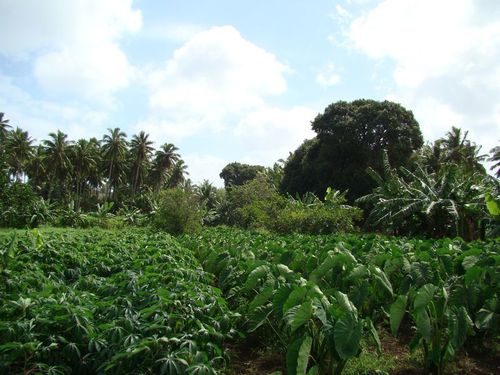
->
129, 131, 154, 195
26, 145, 47, 193
72, 138, 101, 208
194, 179, 219, 209
149, 143, 179, 192
43, 130, 73, 200
102, 128, 128, 200
6, 127, 34, 182
0, 112, 11, 141
438, 127, 486, 174
167, 160, 189, 188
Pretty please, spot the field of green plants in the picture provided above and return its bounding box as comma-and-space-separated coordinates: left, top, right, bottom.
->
1, 227, 499, 374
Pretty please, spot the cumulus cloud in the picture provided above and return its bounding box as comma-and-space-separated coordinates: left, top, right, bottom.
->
139, 25, 314, 183
346, 0, 500, 153
0, 0, 142, 102
0, 75, 108, 142
147, 26, 288, 121
316, 63, 341, 86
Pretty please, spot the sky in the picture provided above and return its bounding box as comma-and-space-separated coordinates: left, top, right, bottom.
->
0, 0, 499, 186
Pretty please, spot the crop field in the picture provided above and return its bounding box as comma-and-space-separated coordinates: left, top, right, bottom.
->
1, 227, 499, 374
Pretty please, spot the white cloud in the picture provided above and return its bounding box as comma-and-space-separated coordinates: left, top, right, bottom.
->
147, 25, 288, 121
347, 0, 500, 154
0, 0, 142, 102
183, 154, 229, 187
316, 63, 341, 86
0, 75, 108, 142
233, 106, 315, 164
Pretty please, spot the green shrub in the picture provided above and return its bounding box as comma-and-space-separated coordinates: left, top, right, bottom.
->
275, 203, 362, 234
0, 182, 39, 228
153, 188, 202, 235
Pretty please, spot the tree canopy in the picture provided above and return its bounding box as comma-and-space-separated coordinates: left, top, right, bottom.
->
280, 99, 423, 202
219, 162, 265, 188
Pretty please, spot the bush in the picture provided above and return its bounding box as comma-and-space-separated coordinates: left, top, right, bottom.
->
153, 188, 202, 235
0, 182, 39, 228
274, 204, 362, 234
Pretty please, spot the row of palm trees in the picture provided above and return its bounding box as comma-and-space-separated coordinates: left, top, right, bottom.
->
0, 112, 189, 208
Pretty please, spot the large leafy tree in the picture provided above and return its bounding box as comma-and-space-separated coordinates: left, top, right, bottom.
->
219, 162, 265, 188
102, 128, 128, 200
281, 100, 423, 202
5, 127, 33, 182
128, 131, 154, 195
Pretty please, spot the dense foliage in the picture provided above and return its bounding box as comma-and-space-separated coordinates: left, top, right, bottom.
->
281, 100, 423, 202
180, 227, 499, 375
0, 229, 237, 374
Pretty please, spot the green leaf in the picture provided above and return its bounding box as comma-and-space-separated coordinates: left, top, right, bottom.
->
372, 266, 394, 297
308, 252, 336, 283
334, 313, 362, 359
475, 308, 496, 330
334, 291, 357, 315
451, 307, 471, 349
249, 286, 274, 312
287, 300, 313, 333
414, 308, 432, 341
286, 337, 305, 375
283, 286, 307, 316
244, 265, 270, 291
366, 317, 382, 355
297, 335, 312, 375
413, 284, 436, 310
390, 294, 408, 336
485, 193, 500, 216
462, 256, 479, 270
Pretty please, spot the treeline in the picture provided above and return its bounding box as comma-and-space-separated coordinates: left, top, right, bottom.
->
1, 100, 499, 240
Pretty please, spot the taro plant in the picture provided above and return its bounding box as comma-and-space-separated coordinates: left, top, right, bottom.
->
390, 283, 474, 375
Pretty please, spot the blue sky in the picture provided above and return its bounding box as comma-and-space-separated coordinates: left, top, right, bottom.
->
1, 0, 499, 185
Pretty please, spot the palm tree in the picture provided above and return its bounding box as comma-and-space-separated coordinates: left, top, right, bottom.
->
439, 127, 486, 174
0, 112, 11, 141
101, 128, 128, 200
6, 127, 34, 182
167, 160, 189, 188
128, 131, 154, 195
43, 130, 73, 200
72, 138, 101, 208
149, 143, 179, 192
194, 179, 219, 209
27, 145, 47, 193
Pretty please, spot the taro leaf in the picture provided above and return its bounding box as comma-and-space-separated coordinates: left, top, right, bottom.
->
244, 265, 270, 291
297, 335, 312, 375
307, 365, 319, 375
372, 266, 394, 298
390, 294, 408, 336
308, 252, 336, 283
287, 300, 313, 333
286, 337, 305, 375
414, 308, 432, 342
283, 286, 307, 316
249, 285, 274, 312
413, 284, 436, 310
273, 285, 293, 318
334, 313, 362, 359
334, 291, 357, 315
451, 306, 472, 348
366, 317, 382, 355
475, 308, 496, 330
